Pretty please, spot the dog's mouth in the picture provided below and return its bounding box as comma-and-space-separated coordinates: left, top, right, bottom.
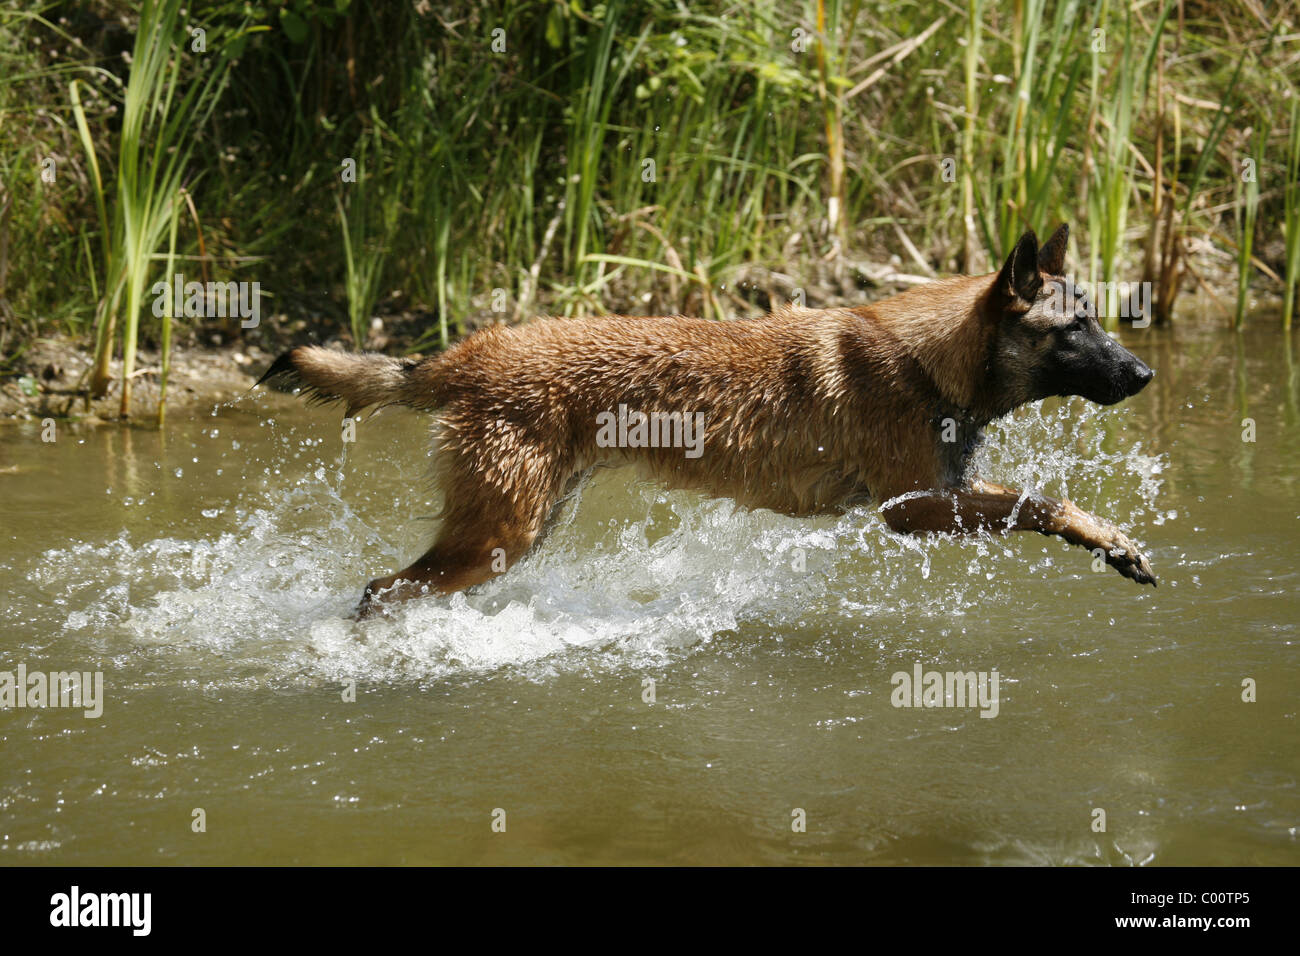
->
1085, 344, 1156, 404
1090, 366, 1154, 405
1068, 364, 1154, 405
1042, 336, 1155, 406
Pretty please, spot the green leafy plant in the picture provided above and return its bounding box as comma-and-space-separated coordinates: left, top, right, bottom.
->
72, 0, 238, 417
1087, 0, 1171, 329
1284, 94, 1300, 330
1234, 125, 1263, 329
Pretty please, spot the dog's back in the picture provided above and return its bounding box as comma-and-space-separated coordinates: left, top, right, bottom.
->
270, 303, 965, 517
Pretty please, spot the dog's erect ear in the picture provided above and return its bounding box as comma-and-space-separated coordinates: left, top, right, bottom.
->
1038, 224, 1069, 276
996, 230, 1042, 303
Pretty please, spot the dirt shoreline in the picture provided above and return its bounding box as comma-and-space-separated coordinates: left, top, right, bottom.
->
0, 304, 433, 423
0, 334, 271, 424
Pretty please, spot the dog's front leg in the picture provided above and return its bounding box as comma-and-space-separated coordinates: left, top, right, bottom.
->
880, 479, 1156, 586
356, 543, 500, 619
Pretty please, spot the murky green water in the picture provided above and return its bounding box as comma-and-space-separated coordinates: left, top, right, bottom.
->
1, 321, 1297, 865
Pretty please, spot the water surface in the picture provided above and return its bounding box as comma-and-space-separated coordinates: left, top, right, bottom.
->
1, 321, 1296, 864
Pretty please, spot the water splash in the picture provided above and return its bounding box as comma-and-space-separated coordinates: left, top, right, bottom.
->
22, 398, 1169, 684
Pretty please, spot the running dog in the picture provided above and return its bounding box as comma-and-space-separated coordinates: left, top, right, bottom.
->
258, 224, 1156, 615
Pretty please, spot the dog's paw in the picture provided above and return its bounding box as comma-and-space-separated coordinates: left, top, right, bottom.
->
354, 580, 393, 620
1101, 529, 1156, 587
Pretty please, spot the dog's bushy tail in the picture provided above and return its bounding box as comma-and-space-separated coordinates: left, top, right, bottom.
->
256, 346, 443, 417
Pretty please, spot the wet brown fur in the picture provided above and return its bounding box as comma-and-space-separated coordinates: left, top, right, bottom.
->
259, 224, 1156, 614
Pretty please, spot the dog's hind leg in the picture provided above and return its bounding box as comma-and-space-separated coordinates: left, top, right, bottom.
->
355, 447, 572, 617
880, 479, 1156, 586
356, 504, 544, 616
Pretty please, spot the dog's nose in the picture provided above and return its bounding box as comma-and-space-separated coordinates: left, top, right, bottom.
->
1129, 362, 1154, 393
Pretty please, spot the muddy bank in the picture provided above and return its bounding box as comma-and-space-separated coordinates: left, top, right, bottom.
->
0, 306, 435, 423
0, 334, 270, 424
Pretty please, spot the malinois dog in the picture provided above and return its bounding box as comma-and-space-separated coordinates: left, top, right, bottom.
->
259, 224, 1155, 616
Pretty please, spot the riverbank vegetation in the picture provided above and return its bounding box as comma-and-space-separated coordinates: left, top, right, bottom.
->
1, 0, 1296, 418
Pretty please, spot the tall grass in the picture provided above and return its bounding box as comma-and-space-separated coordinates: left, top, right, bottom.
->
1235, 125, 1263, 330
960, 0, 984, 273
1, 0, 1296, 393
400, 46, 486, 349
0, 9, 94, 347
1087, 1, 1171, 329
1284, 94, 1300, 331
984, 0, 1091, 260
71, 0, 235, 416
583, 4, 821, 316
156, 188, 181, 424
814, 0, 860, 252
335, 126, 398, 349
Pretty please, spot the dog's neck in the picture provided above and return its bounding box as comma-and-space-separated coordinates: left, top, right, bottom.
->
865, 274, 1001, 423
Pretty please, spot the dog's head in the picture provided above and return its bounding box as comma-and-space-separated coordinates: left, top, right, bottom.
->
988, 224, 1153, 408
